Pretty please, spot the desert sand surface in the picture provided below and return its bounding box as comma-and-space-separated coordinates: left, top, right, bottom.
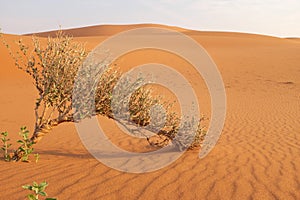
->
286, 38, 300, 43
1, 24, 300, 199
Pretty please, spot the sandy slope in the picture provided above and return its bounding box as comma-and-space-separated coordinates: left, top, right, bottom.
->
1, 25, 300, 199
24, 23, 188, 37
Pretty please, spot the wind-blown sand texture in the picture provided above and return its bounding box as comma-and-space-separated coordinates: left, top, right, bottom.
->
1, 24, 299, 199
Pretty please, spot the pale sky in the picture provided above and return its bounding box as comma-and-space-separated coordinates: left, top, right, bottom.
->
0, 0, 299, 37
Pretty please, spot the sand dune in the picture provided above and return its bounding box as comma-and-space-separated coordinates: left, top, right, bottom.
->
24, 23, 188, 37
1, 24, 300, 199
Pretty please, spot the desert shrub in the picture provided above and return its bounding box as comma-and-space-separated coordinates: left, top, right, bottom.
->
147, 112, 206, 150
109, 75, 206, 150
1, 30, 205, 160
129, 86, 161, 127
22, 181, 56, 200
1, 31, 90, 160
94, 66, 121, 117
1, 31, 89, 146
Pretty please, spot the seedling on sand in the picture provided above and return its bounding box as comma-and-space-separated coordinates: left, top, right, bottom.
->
15, 126, 36, 162
1, 131, 12, 161
0, 127, 39, 162
22, 181, 57, 200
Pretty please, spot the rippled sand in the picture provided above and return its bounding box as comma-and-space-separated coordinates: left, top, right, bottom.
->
1, 24, 299, 199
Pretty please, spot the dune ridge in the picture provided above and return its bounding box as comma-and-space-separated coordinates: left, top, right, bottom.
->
23, 23, 188, 37
24, 23, 286, 41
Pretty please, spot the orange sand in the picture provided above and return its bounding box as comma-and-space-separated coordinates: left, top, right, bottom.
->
1, 24, 300, 199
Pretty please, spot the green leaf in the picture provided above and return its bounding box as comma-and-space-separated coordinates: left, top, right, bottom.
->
40, 185, 48, 191
27, 194, 37, 200
39, 181, 48, 187
32, 186, 39, 194
27, 149, 33, 154
17, 140, 25, 144
45, 198, 57, 200
19, 146, 25, 151
38, 191, 47, 196
22, 185, 32, 190
1, 132, 8, 137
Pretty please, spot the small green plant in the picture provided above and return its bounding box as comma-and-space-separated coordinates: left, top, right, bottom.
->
22, 181, 57, 200
0, 127, 39, 162
1, 131, 12, 161
15, 126, 35, 162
